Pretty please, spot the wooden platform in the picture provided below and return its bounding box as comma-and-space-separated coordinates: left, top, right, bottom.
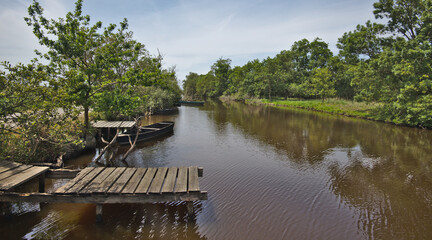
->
0, 165, 207, 221
0, 161, 48, 191
92, 121, 136, 129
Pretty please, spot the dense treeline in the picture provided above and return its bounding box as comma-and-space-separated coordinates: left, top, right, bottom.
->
0, 0, 181, 162
183, 0, 432, 128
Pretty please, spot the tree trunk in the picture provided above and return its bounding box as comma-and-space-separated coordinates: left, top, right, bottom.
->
84, 106, 89, 131
95, 128, 120, 162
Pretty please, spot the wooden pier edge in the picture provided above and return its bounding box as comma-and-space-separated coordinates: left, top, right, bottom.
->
0, 191, 208, 204
0, 165, 207, 222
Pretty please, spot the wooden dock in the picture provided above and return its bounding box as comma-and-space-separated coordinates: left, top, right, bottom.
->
91, 121, 136, 129
0, 161, 48, 192
0, 161, 207, 221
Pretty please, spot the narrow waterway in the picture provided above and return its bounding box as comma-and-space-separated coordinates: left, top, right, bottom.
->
1, 101, 432, 239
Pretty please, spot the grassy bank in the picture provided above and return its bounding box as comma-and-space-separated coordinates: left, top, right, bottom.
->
247, 98, 382, 120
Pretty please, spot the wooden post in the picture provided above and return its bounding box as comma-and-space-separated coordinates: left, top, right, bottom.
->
187, 201, 194, 216
0, 202, 12, 220
38, 173, 45, 193
96, 204, 103, 223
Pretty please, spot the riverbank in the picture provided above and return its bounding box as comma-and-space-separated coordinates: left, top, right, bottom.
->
251, 98, 378, 117
218, 96, 432, 129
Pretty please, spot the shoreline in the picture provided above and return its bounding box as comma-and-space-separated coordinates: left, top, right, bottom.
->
220, 97, 431, 130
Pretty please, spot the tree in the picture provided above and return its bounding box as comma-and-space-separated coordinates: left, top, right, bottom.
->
309, 38, 333, 69
211, 57, 232, 96
0, 62, 81, 163
337, 21, 390, 63
25, 0, 137, 129
310, 67, 336, 101
328, 57, 355, 99
373, 0, 427, 40
273, 50, 296, 98
183, 72, 200, 100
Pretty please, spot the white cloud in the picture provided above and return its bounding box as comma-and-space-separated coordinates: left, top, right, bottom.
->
0, 0, 71, 65
127, 0, 377, 80
0, 0, 378, 81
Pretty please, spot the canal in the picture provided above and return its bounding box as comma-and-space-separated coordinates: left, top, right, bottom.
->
1, 101, 432, 239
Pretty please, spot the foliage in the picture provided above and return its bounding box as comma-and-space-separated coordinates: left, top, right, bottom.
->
183, 72, 200, 100
182, 0, 432, 128
373, 0, 427, 40
337, 21, 390, 63
309, 67, 336, 101
0, 62, 82, 163
260, 98, 377, 118
24, 0, 180, 128
0, 0, 181, 163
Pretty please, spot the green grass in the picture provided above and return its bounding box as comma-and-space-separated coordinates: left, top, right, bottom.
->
256, 98, 381, 119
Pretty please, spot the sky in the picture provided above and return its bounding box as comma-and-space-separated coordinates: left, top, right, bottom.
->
0, 0, 378, 83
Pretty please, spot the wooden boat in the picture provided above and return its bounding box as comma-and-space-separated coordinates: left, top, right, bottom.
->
117, 121, 174, 145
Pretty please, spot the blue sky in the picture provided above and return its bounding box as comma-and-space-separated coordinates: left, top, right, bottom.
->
0, 0, 377, 81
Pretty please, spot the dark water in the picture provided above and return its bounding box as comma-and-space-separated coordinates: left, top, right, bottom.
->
1, 101, 432, 239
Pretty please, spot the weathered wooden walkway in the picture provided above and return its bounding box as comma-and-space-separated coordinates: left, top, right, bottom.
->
0, 161, 48, 192
92, 121, 136, 129
0, 161, 207, 221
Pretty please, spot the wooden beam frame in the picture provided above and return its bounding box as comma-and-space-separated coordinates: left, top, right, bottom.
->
0, 191, 208, 204
45, 169, 80, 179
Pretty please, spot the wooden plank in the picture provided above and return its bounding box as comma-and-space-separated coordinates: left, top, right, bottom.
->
176, 167, 188, 193
161, 167, 178, 193
0, 165, 33, 182
0, 191, 208, 203
93, 167, 126, 194
121, 168, 147, 194
107, 168, 136, 194
0, 161, 11, 167
80, 168, 116, 194
0, 161, 22, 168
65, 168, 105, 194
188, 166, 200, 192
92, 121, 135, 129
135, 168, 157, 194
0, 161, 23, 174
0, 166, 49, 191
54, 168, 95, 194
148, 167, 168, 194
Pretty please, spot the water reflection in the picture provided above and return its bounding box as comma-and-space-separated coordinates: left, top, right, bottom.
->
90, 133, 175, 168
2, 102, 432, 239
204, 101, 432, 239
16, 203, 205, 240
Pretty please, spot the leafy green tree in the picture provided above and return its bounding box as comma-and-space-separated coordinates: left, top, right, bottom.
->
196, 73, 218, 98
337, 21, 390, 63
0, 62, 81, 163
25, 0, 142, 129
309, 67, 336, 101
183, 72, 200, 100
211, 57, 232, 96
310, 38, 333, 68
273, 50, 296, 98
373, 0, 427, 40
226, 66, 244, 97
